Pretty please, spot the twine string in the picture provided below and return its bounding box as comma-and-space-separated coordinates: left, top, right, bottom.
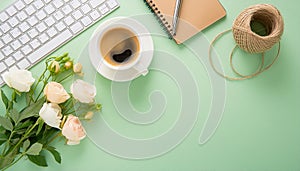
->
209, 4, 284, 81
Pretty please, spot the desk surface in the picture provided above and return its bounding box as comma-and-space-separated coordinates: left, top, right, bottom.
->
1, 0, 300, 170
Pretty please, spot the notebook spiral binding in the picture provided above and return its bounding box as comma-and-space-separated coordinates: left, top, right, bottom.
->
143, 0, 173, 39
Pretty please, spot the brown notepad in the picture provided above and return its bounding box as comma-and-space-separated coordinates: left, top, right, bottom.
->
144, 0, 226, 44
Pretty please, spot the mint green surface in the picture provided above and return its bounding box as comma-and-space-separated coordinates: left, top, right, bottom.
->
1, 0, 300, 170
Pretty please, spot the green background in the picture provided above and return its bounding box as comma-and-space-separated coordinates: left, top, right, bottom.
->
1, 0, 300, 170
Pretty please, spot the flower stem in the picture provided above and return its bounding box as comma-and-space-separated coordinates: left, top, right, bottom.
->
45, 132, 62, 147
57, 72, 74, 83
1, 131, 15, 156
9, 118, 40, 156
2, 153, 25, 171
34, 74, 51, 102
28, 67, 48, 104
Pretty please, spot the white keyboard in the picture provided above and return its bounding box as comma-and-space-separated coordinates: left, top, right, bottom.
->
0, 0, 119, 86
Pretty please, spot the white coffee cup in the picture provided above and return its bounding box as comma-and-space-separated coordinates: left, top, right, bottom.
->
89, 19, 149, 76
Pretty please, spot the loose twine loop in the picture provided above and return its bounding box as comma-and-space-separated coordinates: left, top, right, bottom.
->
209, 4, 284, 80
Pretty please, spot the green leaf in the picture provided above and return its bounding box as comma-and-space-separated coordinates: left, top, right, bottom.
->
46, 146, 61, 164
0, 126, 5, 134
26, 143, 43, 155
0, 133, 7, 141
23, 139, 30, 151
0, 116, 13, 131
10, 138, 20, 145
36, 119, 44, 136
19, 97, 45, 122
15, 120, 33, 131
0, 140, 5, 146
52, 69, 73, 83
27, 155, 48, 167
11, 90, 17, 102
9, 109, 20, 124
0, 149, 18, 170
26, 89, 34, 106
0, 89, 9, 109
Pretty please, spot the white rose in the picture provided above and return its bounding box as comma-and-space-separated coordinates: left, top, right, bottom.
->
39, 103, 62, 129
2, 69, 35, 92
70, 79, 96, 103
62, 115, 86, 145
44, 82, 70, 104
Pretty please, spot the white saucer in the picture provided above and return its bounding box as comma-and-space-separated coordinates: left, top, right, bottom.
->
89, 17, 154, 82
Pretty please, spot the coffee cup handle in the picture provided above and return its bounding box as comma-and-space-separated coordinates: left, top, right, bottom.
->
133, 62, 148, 76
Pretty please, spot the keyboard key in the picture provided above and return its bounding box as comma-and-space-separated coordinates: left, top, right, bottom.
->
90, 0, 105, 8
64, 16, 75, 26
99, 4, 109, 15
28, 28, 39, 38
8, 17, 19, 27
28, 29, 72, 64
45, 4, 55, 14
90, 10, 101, 20
17, 59, 30, 69
2, 34, 13, 44
10, 28, 22, 38
45, 16, 56, 27
55, 22, 67, 32
53, 0, 64, 8
19, 34, 30, 44
0, 52, 4, 60
81, 4, 91, 14
25, 5, 35, 15
14, 1, 26, 10
33, 0, 45, 9
72, 10, 83, 20
21, 45, 33, 55
70, 0, 81, 9
107, 0, 118, 8
38, 33, 49, 43
11, 40, 22, 50
16, 11, 28, 21
36, 10, 47, 20
0, 62, 6, 73
70, 22, 83, 34
0, 77, 3, 85
13, 51, 24, 61
19, 22, 30, 32
0, 12, 9, 22
2, 46, 13, 56
6, 6, 17, 16
4, 57, 15, 67
24, 0, 34, 5
62, 5, 72, 15
53, 11, 64, 21
81, 16, 92, 27
43, 0, 51, 4
28, 16, 38, 26
0, 23, 11, 33
36, 22, 47, 32
47, 27, 58, 38
0, 40, 4, 49
30, 39, 41, 49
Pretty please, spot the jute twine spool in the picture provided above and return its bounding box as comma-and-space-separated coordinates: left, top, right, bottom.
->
209, 4, 284, 80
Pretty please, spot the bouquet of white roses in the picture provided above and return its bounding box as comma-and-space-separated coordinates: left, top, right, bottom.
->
0, 53, 101, 170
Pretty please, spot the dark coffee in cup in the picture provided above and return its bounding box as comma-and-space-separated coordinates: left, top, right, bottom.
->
100, 27, 140, 67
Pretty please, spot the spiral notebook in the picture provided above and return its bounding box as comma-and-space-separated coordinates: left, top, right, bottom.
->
144, 0, 226, 44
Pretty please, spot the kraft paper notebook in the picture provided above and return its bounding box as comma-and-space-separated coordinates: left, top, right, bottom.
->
144, 0, 226, 44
